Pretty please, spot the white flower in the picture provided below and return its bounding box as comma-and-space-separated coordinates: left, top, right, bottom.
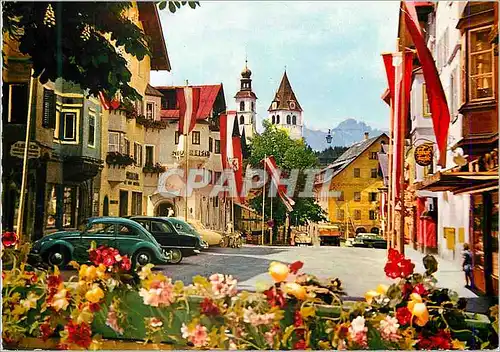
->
350, 316, 367, 335
379, 316, 401, 342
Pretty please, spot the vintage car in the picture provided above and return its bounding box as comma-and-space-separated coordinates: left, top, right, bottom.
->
165, 217, 209, 250
293, 230, 312, 246
129, 216, 204, 264
351, 233, 387, 249
31, 217, 171, 268
318, 224, 341, 246
175, 218, 223, 247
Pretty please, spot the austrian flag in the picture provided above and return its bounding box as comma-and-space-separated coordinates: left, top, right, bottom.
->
262, 156, 295, 212
176, 87, 201, 135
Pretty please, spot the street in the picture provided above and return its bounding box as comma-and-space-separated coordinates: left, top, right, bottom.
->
148, 245, 475, 298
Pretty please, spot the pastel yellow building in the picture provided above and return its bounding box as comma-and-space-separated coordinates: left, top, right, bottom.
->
98, 2, 171, 217
315, 133, 389, 236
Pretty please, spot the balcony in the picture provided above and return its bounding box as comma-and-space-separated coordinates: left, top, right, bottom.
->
106, 152, 134, 183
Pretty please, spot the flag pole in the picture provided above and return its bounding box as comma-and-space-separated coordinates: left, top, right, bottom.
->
398, 15, 407, 255
184, 132, 189, 221
16, 68, 35, 244
270, 183, 273, 246
261, 154, 266, 246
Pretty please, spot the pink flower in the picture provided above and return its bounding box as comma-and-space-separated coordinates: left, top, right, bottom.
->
209, 273, 237, 298
139, 279, 175, 307
105, 310, 124, 335
181, 323, 209, 347
348, 316, 368, 348
242, 306, 275, 326
379, 316, 401, 342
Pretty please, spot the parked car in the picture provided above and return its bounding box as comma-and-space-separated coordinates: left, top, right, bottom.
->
165, 217, 209, 249
293, 230, 312, 246
30, 217, 171, 268
351, 233, 387, 249
129, 216, 203, 264
175, 218, 223, 247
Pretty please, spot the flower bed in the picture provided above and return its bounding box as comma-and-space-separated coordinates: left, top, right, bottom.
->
2, 239, 498, 350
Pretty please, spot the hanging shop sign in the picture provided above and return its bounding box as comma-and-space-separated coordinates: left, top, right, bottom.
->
10, 141, 41, 159
414, 144, 433, 166
172, 150, 211, 158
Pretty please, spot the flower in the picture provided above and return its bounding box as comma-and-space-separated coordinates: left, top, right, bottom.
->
396, 306, 412, 326
282, 282, 307, 300
384, 249, 415, 279
209, 273, 238, 298
407, 293, 429, 327
20, 292, 39, 310
85, 285, 104, 303
242, 306, 275, 326
106, 310, 124, 335
263, 286, 286, 308
348, 316, 368, 348
379, 316, 400, 342
412, 283, 428, 296
139, 279, 175, 307
139, 264, 154, 280
40, 321, 54, 341
289, 261, 304, 274
200, 297, 220, 316
88, 303, 100, 313
65, 321, 92, 348
2, 231, 18, 247
50, 288, 69, 311
119, 255, 132, 271
148, 317, 163, 328
294, 310, 304, 327
181, 323, 209, 348
417, 329, 452, 350
269, 261, 289, 282
79, 264, 97, 281
294, 339, 307, 349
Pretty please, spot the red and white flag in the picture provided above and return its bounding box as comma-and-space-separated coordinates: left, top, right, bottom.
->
176, 87, 201, 135
220, 112, 244, 202
402, 1, 450, 166
262, 156, 295, 212
99, 92, 121, 111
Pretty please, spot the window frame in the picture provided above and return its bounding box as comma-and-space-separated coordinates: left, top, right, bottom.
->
146, 101, 155, 120
371, 168, 378, 179
354, 210, 361, 220
354, 192, 361, 202
61, 110, 79, 143
467, 25, 495, 102
209, 136, 213, 152
369, 210, 377, 220
108, 132, 120, 153
369, 152, 378, 160
88, 113, 96, 148
192, 131, 201, 145
145, 145, 155, 166
369, 192, 378, 202
42, 88, 56, 128
354, 168, 361, 178
215, 140, 221, 154
174, 131, 180, 145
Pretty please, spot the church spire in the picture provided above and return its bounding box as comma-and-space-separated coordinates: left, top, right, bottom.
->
268, 71, 302, 112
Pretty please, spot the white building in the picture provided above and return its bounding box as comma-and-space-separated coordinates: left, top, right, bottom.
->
234, 62, 257, 143
267, 71, 304, 140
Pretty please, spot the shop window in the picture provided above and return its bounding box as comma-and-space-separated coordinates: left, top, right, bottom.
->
354, 192, 361, 202
215, 140, 221, 154
46, 185, 57, 228
63, 186, 77, 228
92, 192, 99, 216
145, 145, 154, 166
42, 88, 56, 128
354, 210, 361, 220
192, 131, 201, 145
468, 26, 494, 101
131, 192, 142, 215
369, 210, 377, 220
88, 114, 96, 147
354, 168, 360, 178
2, 83, 29, 124
371, 168, 378, 178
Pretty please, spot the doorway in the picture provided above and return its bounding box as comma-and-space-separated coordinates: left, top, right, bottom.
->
119, 190, 128, 217
155, 202, 175, 217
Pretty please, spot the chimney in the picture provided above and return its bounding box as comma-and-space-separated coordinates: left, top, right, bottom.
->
364, 132, 369, 140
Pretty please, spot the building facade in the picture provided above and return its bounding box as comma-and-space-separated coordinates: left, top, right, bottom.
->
234, 62, 257, 143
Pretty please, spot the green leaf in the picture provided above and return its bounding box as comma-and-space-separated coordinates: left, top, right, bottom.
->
158, 1, 167, 10
175, 1, 182, 8
168, 2, 177, 12
423, 254, 438, 275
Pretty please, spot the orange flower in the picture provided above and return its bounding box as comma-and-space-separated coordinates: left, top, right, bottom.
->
269, 262, 289, 282
283, 282, 307, 300
85, 285, 104, 303
364, 284, 388, 304
407, 293, 429, 326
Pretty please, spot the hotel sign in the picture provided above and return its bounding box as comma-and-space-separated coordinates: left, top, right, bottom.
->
10, 141, 41, 159
414, 144, 433, 166
172, 150, 210, 158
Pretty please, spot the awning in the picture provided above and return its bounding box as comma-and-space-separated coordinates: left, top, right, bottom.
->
414, 171, 499, 194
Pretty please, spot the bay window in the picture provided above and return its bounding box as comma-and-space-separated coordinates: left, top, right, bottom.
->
468, 26, 494, 101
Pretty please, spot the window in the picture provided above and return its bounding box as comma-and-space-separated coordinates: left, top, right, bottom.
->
292, 115, 297, 125
131, 192, 142, 215
422, 83, 431, 117
175, 131, 180, 145
42, 88, 56, 128
369, 152, 378, 160
354, 168, 360, 178
371, 168, 378, 178
337, 191, 344, 201
151, 221, 174, 233
369, 192, 378, 202
192, 131, 201, 145
134, 143, 143, 166
450, 67, 459, 121
468, 26, 494, 101
215, 140, 221, 154
124, 138, 130, 156
146, 102, 155, 120
135, 100, 143, 115
337, 209, 344, 220
240, 115, 245, 125
354, 192, 361, 202
85, 222, 115, 235
272, 115, 275, 124
2, 83, 28, 124
88, 114, 96, 147
214, 171, 221, 184
240, 101, 245, 111
369, 210, 377, 220
118, 225, 136, 236
209, 137, 213, 152
354, 210, 361, 220
109, 132, 120, 152
251, 102, 255, 111
145, 145, 154, 166
62, 186, 76, 228
276, 115, 280, 124
62, 112, 77, 141
286, 115, 291, 124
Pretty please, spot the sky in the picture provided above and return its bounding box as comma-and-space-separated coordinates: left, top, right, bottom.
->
150, 1, 400, 132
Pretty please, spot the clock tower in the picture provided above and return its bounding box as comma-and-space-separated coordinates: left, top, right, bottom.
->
234, 60, 257, 143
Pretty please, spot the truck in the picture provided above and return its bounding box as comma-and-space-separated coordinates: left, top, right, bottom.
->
318, 224, 341, 246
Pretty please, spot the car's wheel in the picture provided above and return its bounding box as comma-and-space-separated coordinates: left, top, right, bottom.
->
133, 249, 153, 268
168, 249, 183, 264
45, 246, 69, 267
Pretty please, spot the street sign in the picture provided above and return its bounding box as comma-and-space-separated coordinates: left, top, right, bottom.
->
414, 144, 433, 166
10, 141, 40, 159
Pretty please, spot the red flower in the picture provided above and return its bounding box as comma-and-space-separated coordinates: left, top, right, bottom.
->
401, 282, 413, 297
417, 330, 451, 350
294, 310, 304, 327
400, 258, 415, 277
289, 261, 304, 275
47, 274, 63, 289
200, 298, 220, 316
65, 321, 92, 348
384, 249, 415, 279
89, 303, 101, 313
412, 283, 428, 296
294, 339, 307, 350
396, 306, 412, 326
40, 322, 54, 341
388, 248, 403, 262
103, 255, 116, 267
119, 256, 132, 271
25, 271, 38, 284
263, 286, 286, 308
2, 231, 18, 247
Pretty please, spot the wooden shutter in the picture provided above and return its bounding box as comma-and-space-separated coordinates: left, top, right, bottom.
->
42, 88, 56, 128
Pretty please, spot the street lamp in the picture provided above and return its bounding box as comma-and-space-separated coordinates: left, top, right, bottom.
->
325, 129, 332, 144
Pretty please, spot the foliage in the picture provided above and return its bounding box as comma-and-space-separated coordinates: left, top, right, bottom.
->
2, 232, 497, 350
2, 2, 199, 103
105, 152, 135, 167
315, 146, 349, 166
136, 115, 168, 130
143, 163, 167, 174
158, 1, 200, 13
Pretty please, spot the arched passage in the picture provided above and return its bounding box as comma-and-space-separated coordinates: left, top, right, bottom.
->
155, 201, 177, 217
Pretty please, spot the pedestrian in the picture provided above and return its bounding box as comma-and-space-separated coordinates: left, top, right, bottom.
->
462, 243, 473, 288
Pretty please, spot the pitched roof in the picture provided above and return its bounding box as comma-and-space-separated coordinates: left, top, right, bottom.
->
145, 84, 163, 97
158, 84, 223, 120
235, 90, 257, 99
137, 3, 170, 71
268, 71, 302, 112
316, 134, 388, 185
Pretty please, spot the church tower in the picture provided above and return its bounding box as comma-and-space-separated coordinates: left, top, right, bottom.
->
234, 60, 257, 143
268, 71, 303, 140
